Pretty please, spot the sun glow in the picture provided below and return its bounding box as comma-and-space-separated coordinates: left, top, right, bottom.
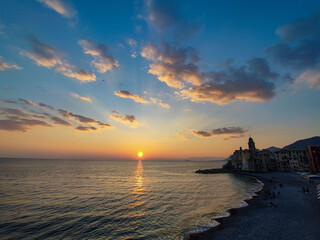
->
138, 152, 143, 157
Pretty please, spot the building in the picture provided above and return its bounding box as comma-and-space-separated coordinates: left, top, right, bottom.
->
230, 137, 277, 172
230, 137, 314, 173
274, 149, 312, 172
258, 149, 278, 172
308, 146, 320, 173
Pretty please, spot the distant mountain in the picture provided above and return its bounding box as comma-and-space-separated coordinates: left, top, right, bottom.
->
282, 136, 320, 150
265, 146, 281, 152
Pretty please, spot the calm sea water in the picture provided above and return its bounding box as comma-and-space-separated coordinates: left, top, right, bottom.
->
0, 159, 262, 239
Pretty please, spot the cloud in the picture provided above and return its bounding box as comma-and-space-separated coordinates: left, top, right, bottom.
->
114, 90, 170, 108
177, 129, 191, 139
38, 0, 76, 18
211, 127, 247, 135
294, 69, 320, 89
0, 107, 52, 132
0, 119, 51, 132
192, 127, 247, 138
19, 98, 38, 107
0, 98, 112, 132
266, 13, 320, 70
114, 90, 149, 103
57, 109, 111, 128
141, 42, 204, 89
149, 97, 170, 108
178, 60, 276, 105
0, 56, 21, 71
19, 98, 55, 110
38, 103, 55, 110
266, 41, 320, 70
0, 99, 17, 104
79, 40, 119, 73
247, 58, 278, 79
0, 107, 31, 118
110, 111, 141, 127
70, 92, 92, 102
144, 0, 201, 39
51, 116, 71, 126
76, 126, 97, 131
61, 111, 96, 124
22, 36, 96, 82
266, 13, 320, 89
275, 13, 320, 43
176, 133, 190, 139
192, 130, 212, 137
127, 38, 137, 58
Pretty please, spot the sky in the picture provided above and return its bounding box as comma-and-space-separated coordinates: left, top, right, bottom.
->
0, 0, 320, 160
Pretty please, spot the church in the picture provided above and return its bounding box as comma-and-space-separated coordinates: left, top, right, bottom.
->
230, 137, 278, 172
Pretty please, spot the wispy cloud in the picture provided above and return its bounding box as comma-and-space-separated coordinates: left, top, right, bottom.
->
141, 42, 204, 89
0, 98, 111, 132
70, 92, 92, 102
149, 97, 170, 108
0, 107, 52, 132
110, 110, 141, 127
114, 90, 148, 103
114, 90, 170, 108
51, 116, 71, 126
192, 127, 247, 138
79, 40, 119, 73
0, 56, 21, 71
76, 126, 97, 131
127, 38, 137, 58
0, 119, 51, 132
38, 0, 76, 18
19, 98, 54, 110
22, 36, 96, 82
177, 129, 191, 139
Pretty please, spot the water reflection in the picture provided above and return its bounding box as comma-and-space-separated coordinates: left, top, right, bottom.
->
133, 160, 144, 195
130, 160, 145, 217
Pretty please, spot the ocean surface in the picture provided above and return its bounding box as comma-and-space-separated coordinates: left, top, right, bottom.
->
0, 159, 262, 239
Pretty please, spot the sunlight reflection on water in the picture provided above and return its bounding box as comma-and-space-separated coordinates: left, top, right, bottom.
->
0, 159, 262, 239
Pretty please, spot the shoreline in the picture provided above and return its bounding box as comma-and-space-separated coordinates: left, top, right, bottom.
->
184, 172, 267, 240
185, 172, 320, 240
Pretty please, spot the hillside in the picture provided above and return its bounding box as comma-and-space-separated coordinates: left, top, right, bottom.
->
282, 136, 320, 150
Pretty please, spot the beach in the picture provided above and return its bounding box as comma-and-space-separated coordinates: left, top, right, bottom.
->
186, 172, 320, 240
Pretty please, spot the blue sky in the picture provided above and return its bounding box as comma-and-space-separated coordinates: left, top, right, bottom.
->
0, 0, 319, 159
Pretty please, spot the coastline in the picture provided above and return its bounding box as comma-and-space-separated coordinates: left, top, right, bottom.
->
185, 172, 320, 240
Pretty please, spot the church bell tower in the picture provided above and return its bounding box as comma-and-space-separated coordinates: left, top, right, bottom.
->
248, 137, 256, 151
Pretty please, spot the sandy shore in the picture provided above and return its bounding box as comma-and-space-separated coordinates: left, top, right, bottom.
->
186, 172, 320, 240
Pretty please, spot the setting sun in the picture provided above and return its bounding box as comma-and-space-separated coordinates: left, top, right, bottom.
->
138, 152, 143, 157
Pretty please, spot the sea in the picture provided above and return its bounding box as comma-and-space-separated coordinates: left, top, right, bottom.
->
0, 158, 262, 240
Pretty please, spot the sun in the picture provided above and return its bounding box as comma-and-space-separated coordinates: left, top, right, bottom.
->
138, 152, 143, 158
